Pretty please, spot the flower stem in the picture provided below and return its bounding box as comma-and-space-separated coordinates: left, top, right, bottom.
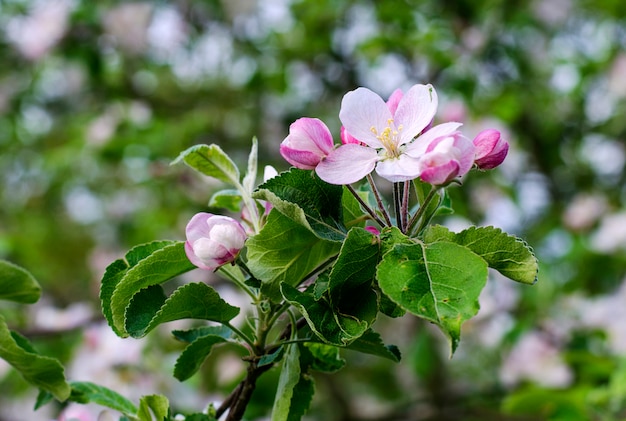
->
406, 186, 440, 236
366, 174, 392, 226
393, 182, 403, 233
224, 322, 256, 351
218, 264, 257, 301
401, 181, 410, 233
346, 184, 386, 228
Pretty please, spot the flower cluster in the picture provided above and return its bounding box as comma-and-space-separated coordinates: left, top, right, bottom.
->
184, 84, 510, 273
279, 84, 508, 186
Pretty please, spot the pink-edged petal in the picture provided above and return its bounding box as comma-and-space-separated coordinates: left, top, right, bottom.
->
339, 87, 391, 148
279, 145, 323, 169
420, 160, 460, 185
185, 240, 213, 270
289, 117, 334, 154
405, 122, 463, 158
394, 84, 438, 143
453, 135, 476, 176
386, 88, 403, 115
315, 144, 379, 185
340, 126, 361, 145
185, 212, 214, 243
375, 154, 422, 182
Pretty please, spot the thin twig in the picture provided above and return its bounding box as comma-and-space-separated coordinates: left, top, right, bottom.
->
366, 174, 393, 226
346, 184, 386, 227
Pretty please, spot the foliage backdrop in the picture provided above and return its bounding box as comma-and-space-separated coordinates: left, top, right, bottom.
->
1, 0, 626, 420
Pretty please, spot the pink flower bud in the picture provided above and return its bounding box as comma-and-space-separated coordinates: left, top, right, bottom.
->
473, 129, 509, 169
184, 213, 247, 271
364, 226, 380, 236
419, 131, 475, 185
280, 117, 334, 169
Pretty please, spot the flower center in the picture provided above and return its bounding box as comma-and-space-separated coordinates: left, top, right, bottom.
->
371, 119, 404, 159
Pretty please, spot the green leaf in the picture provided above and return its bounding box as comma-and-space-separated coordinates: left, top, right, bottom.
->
100, 241, 179, 336
173, 334, 228, 381
208, 189, 242, 212
281, 284, 375, 346
125, 282, 240, 338
424, 225, 538, 285
172, 144, 240, 187
69, 381, 138, 416
285, 376, 314, 421
344, 329, 401, 362
377, 241, 488, 354
302, 343, 345, 373
0, 316, 71, 401
253, 169, 346, 241
242, 137, 258, 195
328, 227, 379, 305
341, 186, 367, 229
0, 260, 41, 304
138, 394, 169, 421
271, 344, 300, 420
172, 325, 233, 343
259, 346, 285, 367
246, 210, 340, 301
502, 387, 589, 421
109, 241, 196, 336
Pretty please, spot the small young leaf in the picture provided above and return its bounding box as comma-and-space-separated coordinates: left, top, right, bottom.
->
138, 394, 170, 421
377, 241, 488, 354
0, 316, 71, 401
247, 210, 340, 301
0, 260, 41, 304
125, 282, 240, 338
424, 225, 538, 285
172, 144, 240, 187
242, 137, 258, 195
109, 241, 196, 336
173, 334, 228, 381
208, 189, 242, 212
69, 381, 138, 416
253, 169, 347, 241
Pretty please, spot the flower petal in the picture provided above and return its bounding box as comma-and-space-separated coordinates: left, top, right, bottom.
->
289, 117, 334, 154
453, 135, 475, 176
375, 154, 422, 182
420, 160, 460, 185
339, 87, 391, 148
315, 144, 379, 185
185, 212, 214, 243
386, 88, 403, 115
405, 122, 463, 158
394, 84, 438, 143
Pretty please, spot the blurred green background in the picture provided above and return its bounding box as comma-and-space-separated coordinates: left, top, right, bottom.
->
1, 0, 626, 420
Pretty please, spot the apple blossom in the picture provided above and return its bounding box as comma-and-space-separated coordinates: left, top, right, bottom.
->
473, 129, 509, 169
184, 212, 247, 271
414, 124, 475, 185
280, 117, 334, 169
316, 84, 465, 184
